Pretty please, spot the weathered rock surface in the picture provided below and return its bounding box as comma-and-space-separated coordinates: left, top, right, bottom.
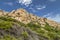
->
0, 8, 60, 28
0, 8, 60, 40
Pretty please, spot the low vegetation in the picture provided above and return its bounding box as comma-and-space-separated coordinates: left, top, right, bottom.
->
0, 16, 60, 40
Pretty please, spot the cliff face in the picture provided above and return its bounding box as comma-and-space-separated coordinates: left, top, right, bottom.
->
0, 8, 60, 28
0, 8, 60, 40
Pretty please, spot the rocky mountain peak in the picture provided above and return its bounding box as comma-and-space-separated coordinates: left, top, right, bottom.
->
0, 8, 60, 40
0, 8, 60, 28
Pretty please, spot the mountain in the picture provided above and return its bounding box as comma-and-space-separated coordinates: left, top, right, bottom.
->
0, 8, 60, 40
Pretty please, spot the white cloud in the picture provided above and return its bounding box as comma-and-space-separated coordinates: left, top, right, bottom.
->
4, 2, 13, 6
18, 0, 32, 7
36, 5, 46, 10
29, 5, 46, 12
47, 14, 60, 22
43, 12, 53, 17
49, 0, 56, 2
29, 7, 37, 12
43, 13, 60, 22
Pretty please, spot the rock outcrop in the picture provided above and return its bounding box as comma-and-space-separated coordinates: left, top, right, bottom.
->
0, 8, 60, 40
0, 8, 60, 28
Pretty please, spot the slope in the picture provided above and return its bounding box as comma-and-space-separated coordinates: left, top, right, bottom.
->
0, 8, 60, 40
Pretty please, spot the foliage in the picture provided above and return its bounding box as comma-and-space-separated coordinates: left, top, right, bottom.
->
0, 16, 60, 40
27, 22, 60, 40
0, 35, 19, 40
21, 31, 28, 38
0, 16, 25, 29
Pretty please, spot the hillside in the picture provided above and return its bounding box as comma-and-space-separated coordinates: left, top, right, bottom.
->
0, 8, 60, 40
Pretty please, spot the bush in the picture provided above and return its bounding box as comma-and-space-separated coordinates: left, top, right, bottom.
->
0, 20, 12, 30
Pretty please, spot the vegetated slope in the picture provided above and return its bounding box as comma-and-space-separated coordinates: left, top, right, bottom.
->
0, 8, 60, 28
0, 8, 60, 40
0, 16, 48, 40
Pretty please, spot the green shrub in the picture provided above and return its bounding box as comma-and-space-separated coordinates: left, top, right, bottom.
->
0, 16, 25, 29
21, 31, 28, 38
0, 20, 12, 29
44, 22, 55, 31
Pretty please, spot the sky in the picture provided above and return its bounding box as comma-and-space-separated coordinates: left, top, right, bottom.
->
0, 0, 60, 22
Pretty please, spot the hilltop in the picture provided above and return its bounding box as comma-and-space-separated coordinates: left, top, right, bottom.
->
0, 8, 60, 40
0, 8, 60, 28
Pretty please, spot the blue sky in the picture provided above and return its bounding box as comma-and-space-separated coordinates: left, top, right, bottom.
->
0, 0, 60, 22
